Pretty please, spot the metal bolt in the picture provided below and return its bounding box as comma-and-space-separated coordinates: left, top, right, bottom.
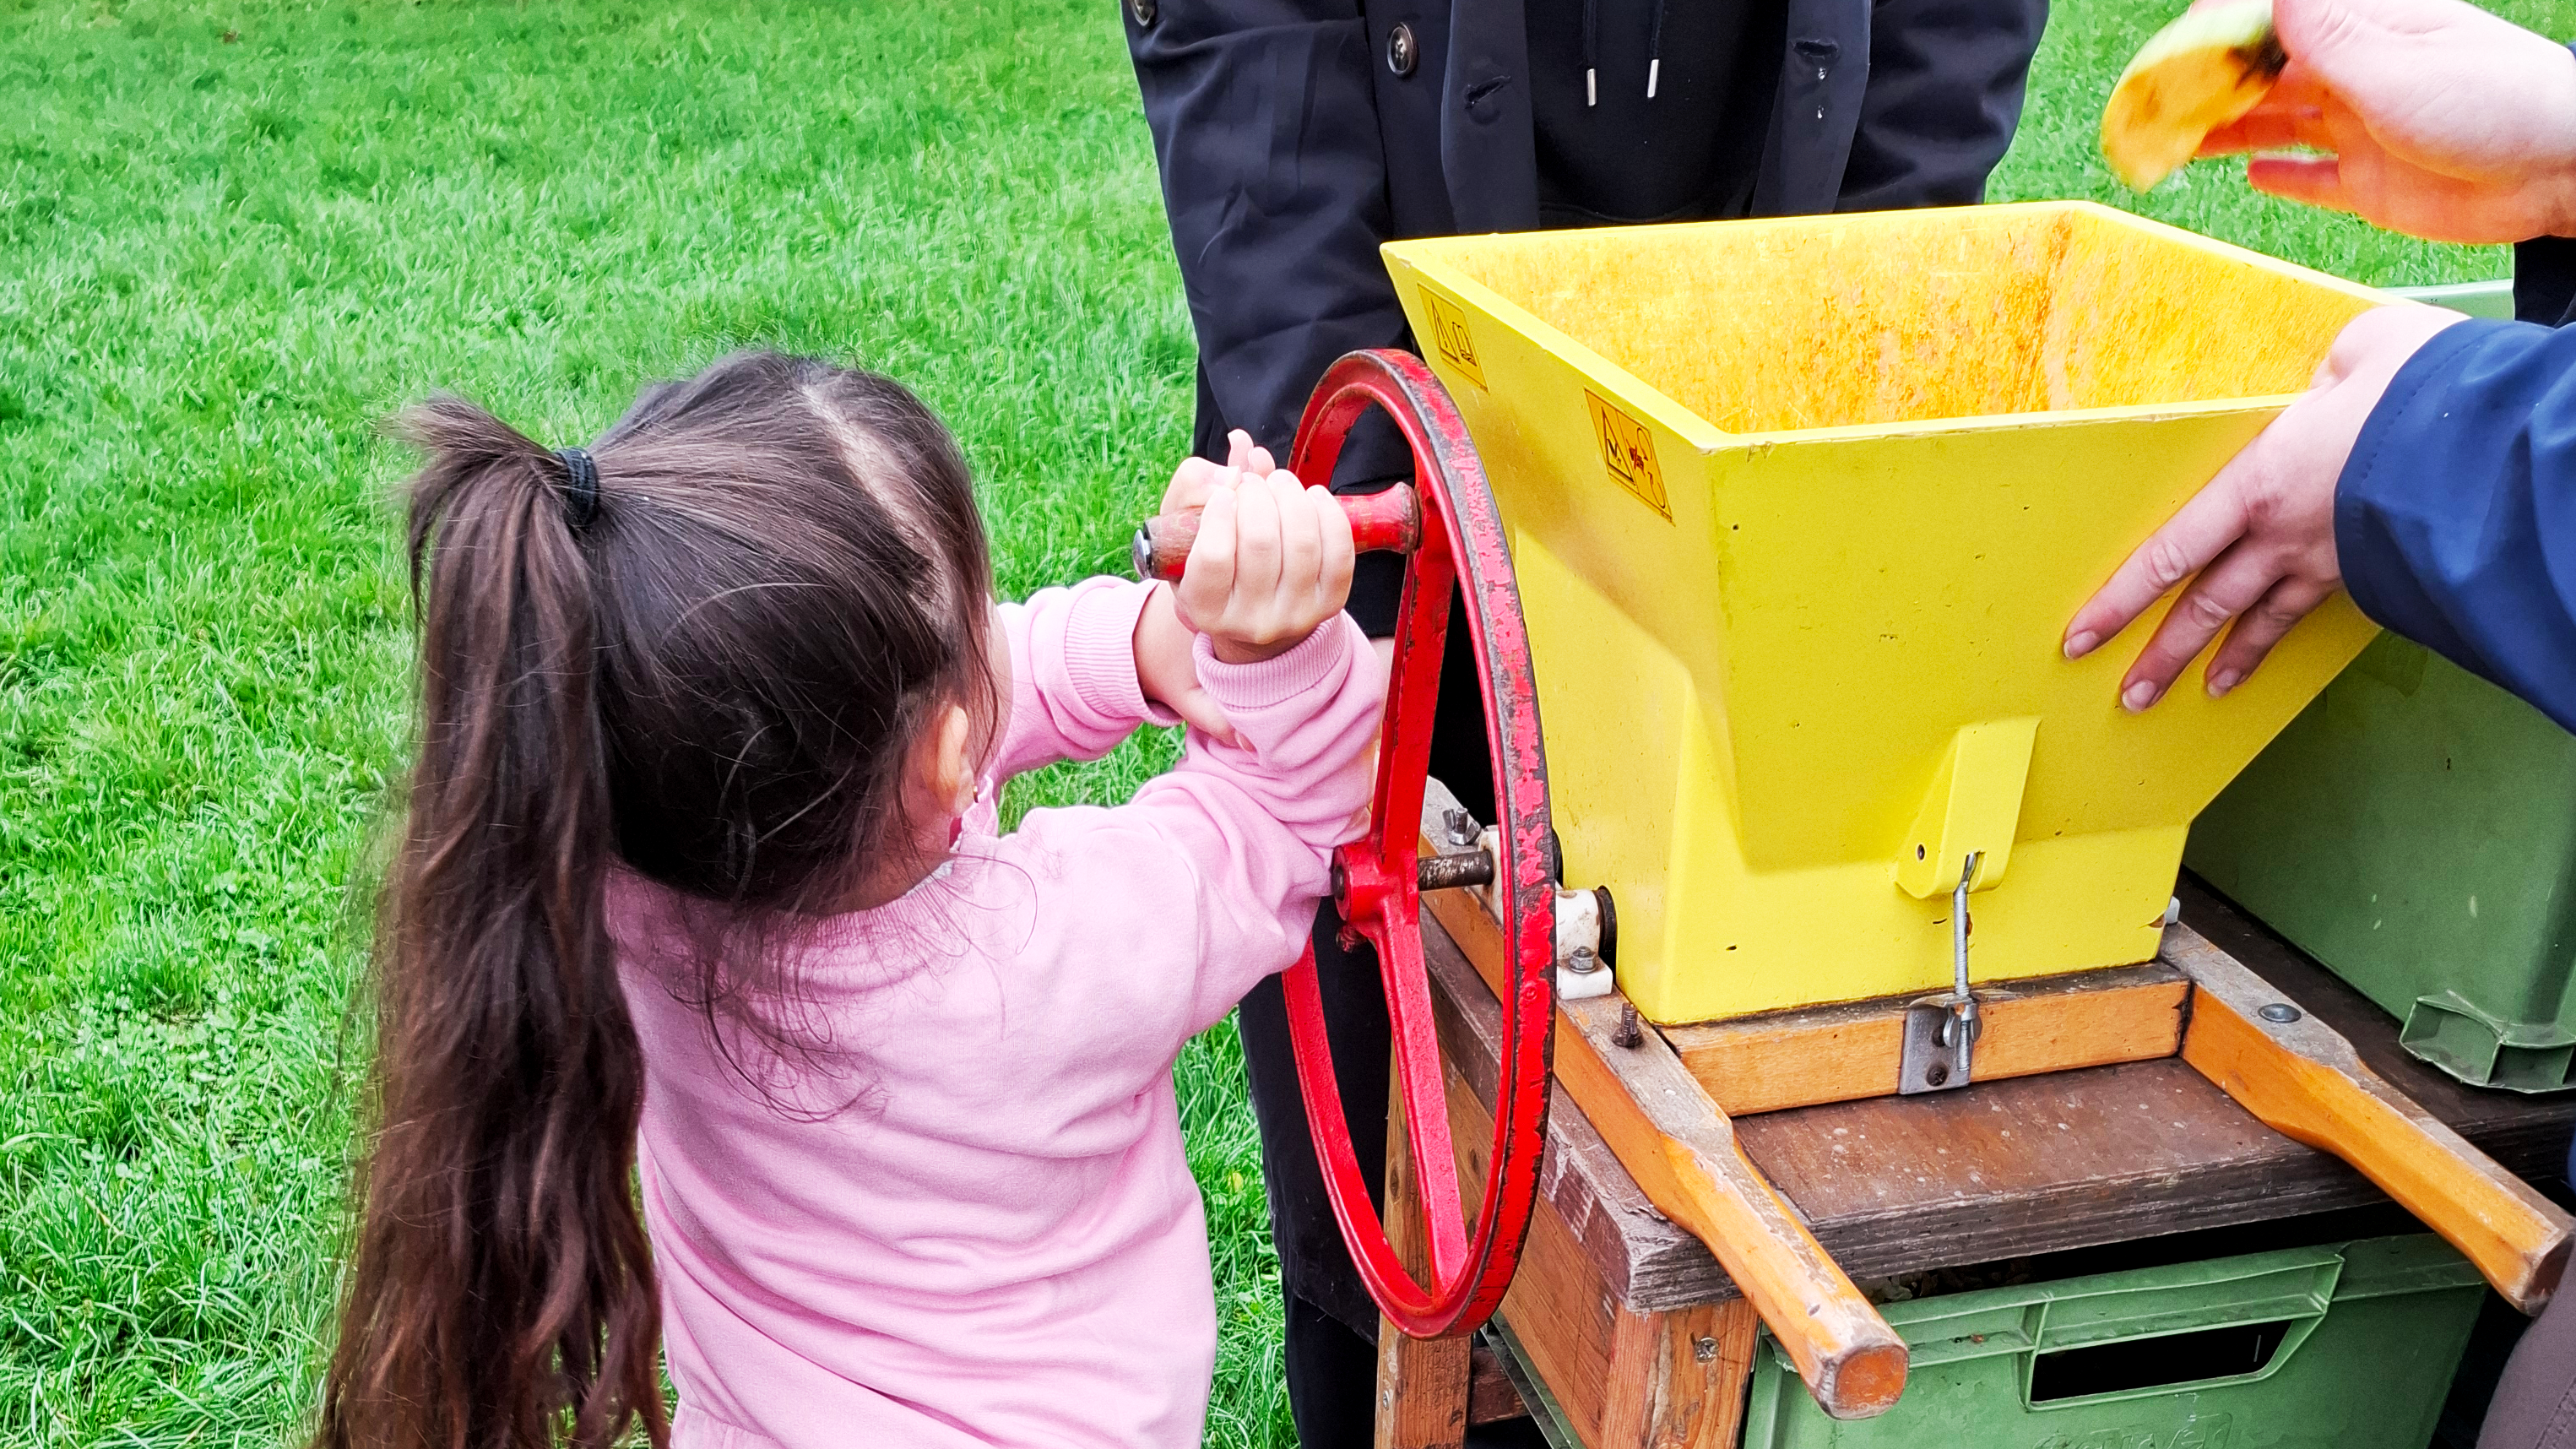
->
1693, 1335, 1718, 1363
1565, 945, 1602, 975
2259, 1002, 2302, 1024
1614, 1002, 1646, 1050
1418, 849, 1497, 892
1444, 807, 1478, 847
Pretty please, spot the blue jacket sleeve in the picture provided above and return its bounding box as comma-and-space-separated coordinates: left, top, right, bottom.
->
2335, 317, 2576, 732
1834, 0, 2047, 210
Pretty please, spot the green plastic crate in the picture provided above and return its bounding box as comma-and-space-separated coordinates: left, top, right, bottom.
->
2188, 633, 2576, 1091
1743, 1235, 2483, 1449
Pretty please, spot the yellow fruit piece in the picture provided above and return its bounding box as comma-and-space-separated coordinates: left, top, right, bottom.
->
2101, 0, 2287, 190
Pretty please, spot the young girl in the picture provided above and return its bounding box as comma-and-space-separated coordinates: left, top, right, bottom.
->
317, 351, 1381, 1449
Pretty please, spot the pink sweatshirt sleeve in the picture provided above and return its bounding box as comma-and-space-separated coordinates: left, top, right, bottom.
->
987, 578, 1179, 784
1006, 612, 1386, 1034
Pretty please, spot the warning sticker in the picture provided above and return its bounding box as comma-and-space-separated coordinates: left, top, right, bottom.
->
1421, 288, 1486, 390
1586, 390, 1671, 521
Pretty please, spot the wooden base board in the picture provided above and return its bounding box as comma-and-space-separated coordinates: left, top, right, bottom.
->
1660, 963, 2190, 1116
1424, 872, 2573, 1321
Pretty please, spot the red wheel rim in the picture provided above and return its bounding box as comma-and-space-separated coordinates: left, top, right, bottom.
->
1279, 350, 1555, 1339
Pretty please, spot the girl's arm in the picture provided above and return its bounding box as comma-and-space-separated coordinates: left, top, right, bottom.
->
1004, 611, 1384, 1037
1123, 616, 1385, 1030
1006, 471, 1378, 1032
985, 578, 1178, 784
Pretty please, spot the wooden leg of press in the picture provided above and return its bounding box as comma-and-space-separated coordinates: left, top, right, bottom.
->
2168, 924, 2574, 1312
1377, 1047, 1472, 1449
1420, 889, 1908, 1421
1549, 995, 1909, 1419
1437, 1049, 1743, 1448
1593, 1297, 1761, 1449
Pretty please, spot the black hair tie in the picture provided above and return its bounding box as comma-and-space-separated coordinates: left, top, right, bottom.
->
554, 447, 600, 531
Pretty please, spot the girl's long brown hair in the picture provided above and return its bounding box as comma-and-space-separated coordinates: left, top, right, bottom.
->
317, 353, 995, 1449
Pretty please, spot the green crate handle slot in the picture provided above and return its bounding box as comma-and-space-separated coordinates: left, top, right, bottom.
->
1881, 1250, 2342, 1408
1749, 1238, 2485, 1446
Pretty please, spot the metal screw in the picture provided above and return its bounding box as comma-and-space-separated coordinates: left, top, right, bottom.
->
1693, 1336, 1718, 1363
2259, 1002, 2302, 1024
1614, 1002, 1646, 1050
1565, 945, 1602, 974
1925, 1062, 1950, 1087
1444, 807, 1478, 847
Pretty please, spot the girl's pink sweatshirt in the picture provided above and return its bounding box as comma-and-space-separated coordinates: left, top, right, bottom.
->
613, 577, 1385, 1449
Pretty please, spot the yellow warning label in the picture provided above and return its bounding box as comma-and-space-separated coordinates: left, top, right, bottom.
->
1421, 288, 1486, 390
1585, 390, 1670, 521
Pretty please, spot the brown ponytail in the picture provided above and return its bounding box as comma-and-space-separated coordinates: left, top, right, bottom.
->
320, 400, 662, 1449
320, 353, 997, 1448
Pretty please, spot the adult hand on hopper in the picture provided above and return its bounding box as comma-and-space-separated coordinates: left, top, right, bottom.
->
2063, 303, 2459, 709
2069, 0, 2576, 708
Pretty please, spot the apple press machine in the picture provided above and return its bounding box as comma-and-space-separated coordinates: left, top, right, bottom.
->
1135, 202, 2575, 1436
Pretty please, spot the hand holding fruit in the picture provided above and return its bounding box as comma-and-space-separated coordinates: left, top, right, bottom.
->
2107, 0, 2576, 237
2207, 0, 2576, 242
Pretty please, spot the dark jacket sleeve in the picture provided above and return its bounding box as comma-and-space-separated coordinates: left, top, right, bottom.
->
1125, 0, 1411, 469
2336, 317, 2576, 733
2514, 236, 2576, 326
1833, 0, 2047, 210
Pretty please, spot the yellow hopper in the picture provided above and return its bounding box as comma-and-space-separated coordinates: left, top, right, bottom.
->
1385, 200, 2383, 1025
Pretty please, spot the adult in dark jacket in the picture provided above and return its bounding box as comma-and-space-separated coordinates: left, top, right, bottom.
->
1126, 0, 2047, 1440
2064, 0, 2576, 1441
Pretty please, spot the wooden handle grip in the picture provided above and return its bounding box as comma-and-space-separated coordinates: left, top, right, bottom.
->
2169, 925, 2573, 1313
1554, 999, 1912, 1419
1133, 484, 1423, 582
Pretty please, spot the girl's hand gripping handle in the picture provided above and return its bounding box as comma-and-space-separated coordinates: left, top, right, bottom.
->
1135, 484, 1419, 584
1168, 466, 1364, 665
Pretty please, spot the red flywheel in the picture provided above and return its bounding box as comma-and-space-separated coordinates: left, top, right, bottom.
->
1278, 350, 1557, 1340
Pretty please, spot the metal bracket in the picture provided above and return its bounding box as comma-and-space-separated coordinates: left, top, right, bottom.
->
1554, 886, 1613, 1001
1899, 853, 1984, 1094
1419, 775, 1613, 1000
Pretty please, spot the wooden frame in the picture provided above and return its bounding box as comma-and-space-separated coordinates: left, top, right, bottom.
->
1373, 885, 2576, 1446
1662, 963, 2188, 1116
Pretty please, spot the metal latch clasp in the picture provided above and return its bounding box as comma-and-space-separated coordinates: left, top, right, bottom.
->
1900, 852, 1984, 1094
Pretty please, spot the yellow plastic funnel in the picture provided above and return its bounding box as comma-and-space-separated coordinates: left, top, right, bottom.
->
1385, 202, 2383, 1025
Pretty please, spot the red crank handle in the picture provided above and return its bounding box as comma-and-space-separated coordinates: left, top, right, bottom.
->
1131, 484, 1422, 583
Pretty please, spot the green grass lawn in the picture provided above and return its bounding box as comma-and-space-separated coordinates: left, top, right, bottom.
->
0, 0, 2564, 1443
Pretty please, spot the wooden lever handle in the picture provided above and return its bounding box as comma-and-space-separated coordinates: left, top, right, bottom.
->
1132, 484, 1422, 583
1551, 992, 1911, 1419
2168, 925, 2573, 1313
1421, 888, 1909, 1419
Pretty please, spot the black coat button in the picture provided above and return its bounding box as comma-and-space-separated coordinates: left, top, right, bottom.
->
1386, 22, 1418, 77
1129, 0, 1155, 27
